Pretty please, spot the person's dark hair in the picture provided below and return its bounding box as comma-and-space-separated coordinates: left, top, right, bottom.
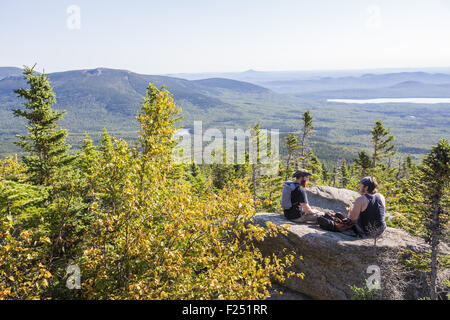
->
360, 176, 378, 194
292, 169, 312, 180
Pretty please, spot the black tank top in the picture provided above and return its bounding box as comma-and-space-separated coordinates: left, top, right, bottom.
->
357, 193, 386, 236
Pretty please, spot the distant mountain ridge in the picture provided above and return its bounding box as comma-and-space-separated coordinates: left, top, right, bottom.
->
167, 68, 450, 97
294, 80, 450, 99
0, 67, 276, 115
263, 72, 450, 95
0, 67, 23, 80
192, 78, 270, 94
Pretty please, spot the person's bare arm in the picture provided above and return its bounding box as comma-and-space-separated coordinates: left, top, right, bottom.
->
379, 193, 386, 207
300, 202, 321, 214
349, 197, 364, 222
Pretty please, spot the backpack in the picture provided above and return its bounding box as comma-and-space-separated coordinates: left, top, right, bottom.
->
318, 212, 363, 237
280, 182, 299, 210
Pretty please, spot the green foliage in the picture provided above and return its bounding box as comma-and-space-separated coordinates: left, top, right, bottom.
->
306, 152, 323, 185
185, 162, 209, 195
354, 150, 373, 176
321, 162, 330, 185
381, 140, 449, 299
284, 133, 302, 180
416, 139, 449, 299
12, 65, 74, 186
401, 154, 418, 178
208, 148, 250, 191
338, 159, 350, 188
0, 180, 48, 228
385, 140, 449, 238
258, 166, 284, 212
0, 216, 52, 299
349, 283, 381, 300
371, 120, 396, 167
300, 110, 314, 168
398, 249, 450, 272
444, 279, 450, 300
302, 110, 314, 133
418, 139, 449, 241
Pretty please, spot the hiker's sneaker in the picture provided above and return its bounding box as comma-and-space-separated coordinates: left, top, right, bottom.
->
293, 213, 320, 224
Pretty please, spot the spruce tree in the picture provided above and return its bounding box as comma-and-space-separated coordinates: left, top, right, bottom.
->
99, 128, 114, 161
321, 162, 330, 185
331, 165, 337, 187
210, 148, 238, 190
355, 150, 373, 176
306, 152, 323, 184
284, 133, 302, 180
300, 110, 314, 169
371, 120, 396, 167
418, 139, 449, 299
249, 123, 262, 204
13, 65, 73, 186
402, 154, 418, 178
339, 159, 350, 188
187, 162, 208, 194
78, 132, 101, 204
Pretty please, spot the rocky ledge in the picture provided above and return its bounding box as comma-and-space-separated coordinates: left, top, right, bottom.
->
253, 186, 449, 300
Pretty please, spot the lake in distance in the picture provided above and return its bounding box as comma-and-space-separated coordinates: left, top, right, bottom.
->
327, 98, 450, 104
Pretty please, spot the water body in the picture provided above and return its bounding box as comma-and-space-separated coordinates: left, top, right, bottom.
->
327, 98, 450, 104
174, 128, 191, 136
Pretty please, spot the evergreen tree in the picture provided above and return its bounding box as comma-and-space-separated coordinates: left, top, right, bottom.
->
306, 152, 322, 185
79, 133, 100, 173
13, 65, 74, 186
11, 67, 88, 289
371, 120, 396, 167
249, 123, 262, 204
321, 162, 330, 185
235, 150, 251, 181
300, 110, 314, 169
339, 159, 350, 188
210, 148, 240, 190
402, 154, 418, 178
99, 128, 113, 157
186, 162, 208, 194
417, 139, 449, 299
78, 133, 101, 206
284, 133, 302, 180
355, 150, 373, 176
331, 165, 337, 187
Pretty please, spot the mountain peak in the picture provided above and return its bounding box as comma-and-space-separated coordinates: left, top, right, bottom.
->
242, 69, 259, 74
83, 68, 105, 76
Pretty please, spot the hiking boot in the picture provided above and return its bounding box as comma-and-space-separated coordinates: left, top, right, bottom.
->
292, 213, 320, 224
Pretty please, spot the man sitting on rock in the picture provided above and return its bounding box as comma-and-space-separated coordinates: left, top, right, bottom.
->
348, 176, 387, 237
283, 169, 323, 223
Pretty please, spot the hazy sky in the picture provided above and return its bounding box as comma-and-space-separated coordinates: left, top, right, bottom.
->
1, 0, 450, 74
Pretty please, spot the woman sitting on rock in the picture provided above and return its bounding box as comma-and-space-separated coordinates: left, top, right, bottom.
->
348, 176, 387, 237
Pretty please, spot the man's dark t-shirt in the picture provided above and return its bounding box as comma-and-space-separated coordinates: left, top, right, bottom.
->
284, 183, 308, 220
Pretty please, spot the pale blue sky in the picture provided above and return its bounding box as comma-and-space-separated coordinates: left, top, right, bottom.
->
1, 0, 450, 74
